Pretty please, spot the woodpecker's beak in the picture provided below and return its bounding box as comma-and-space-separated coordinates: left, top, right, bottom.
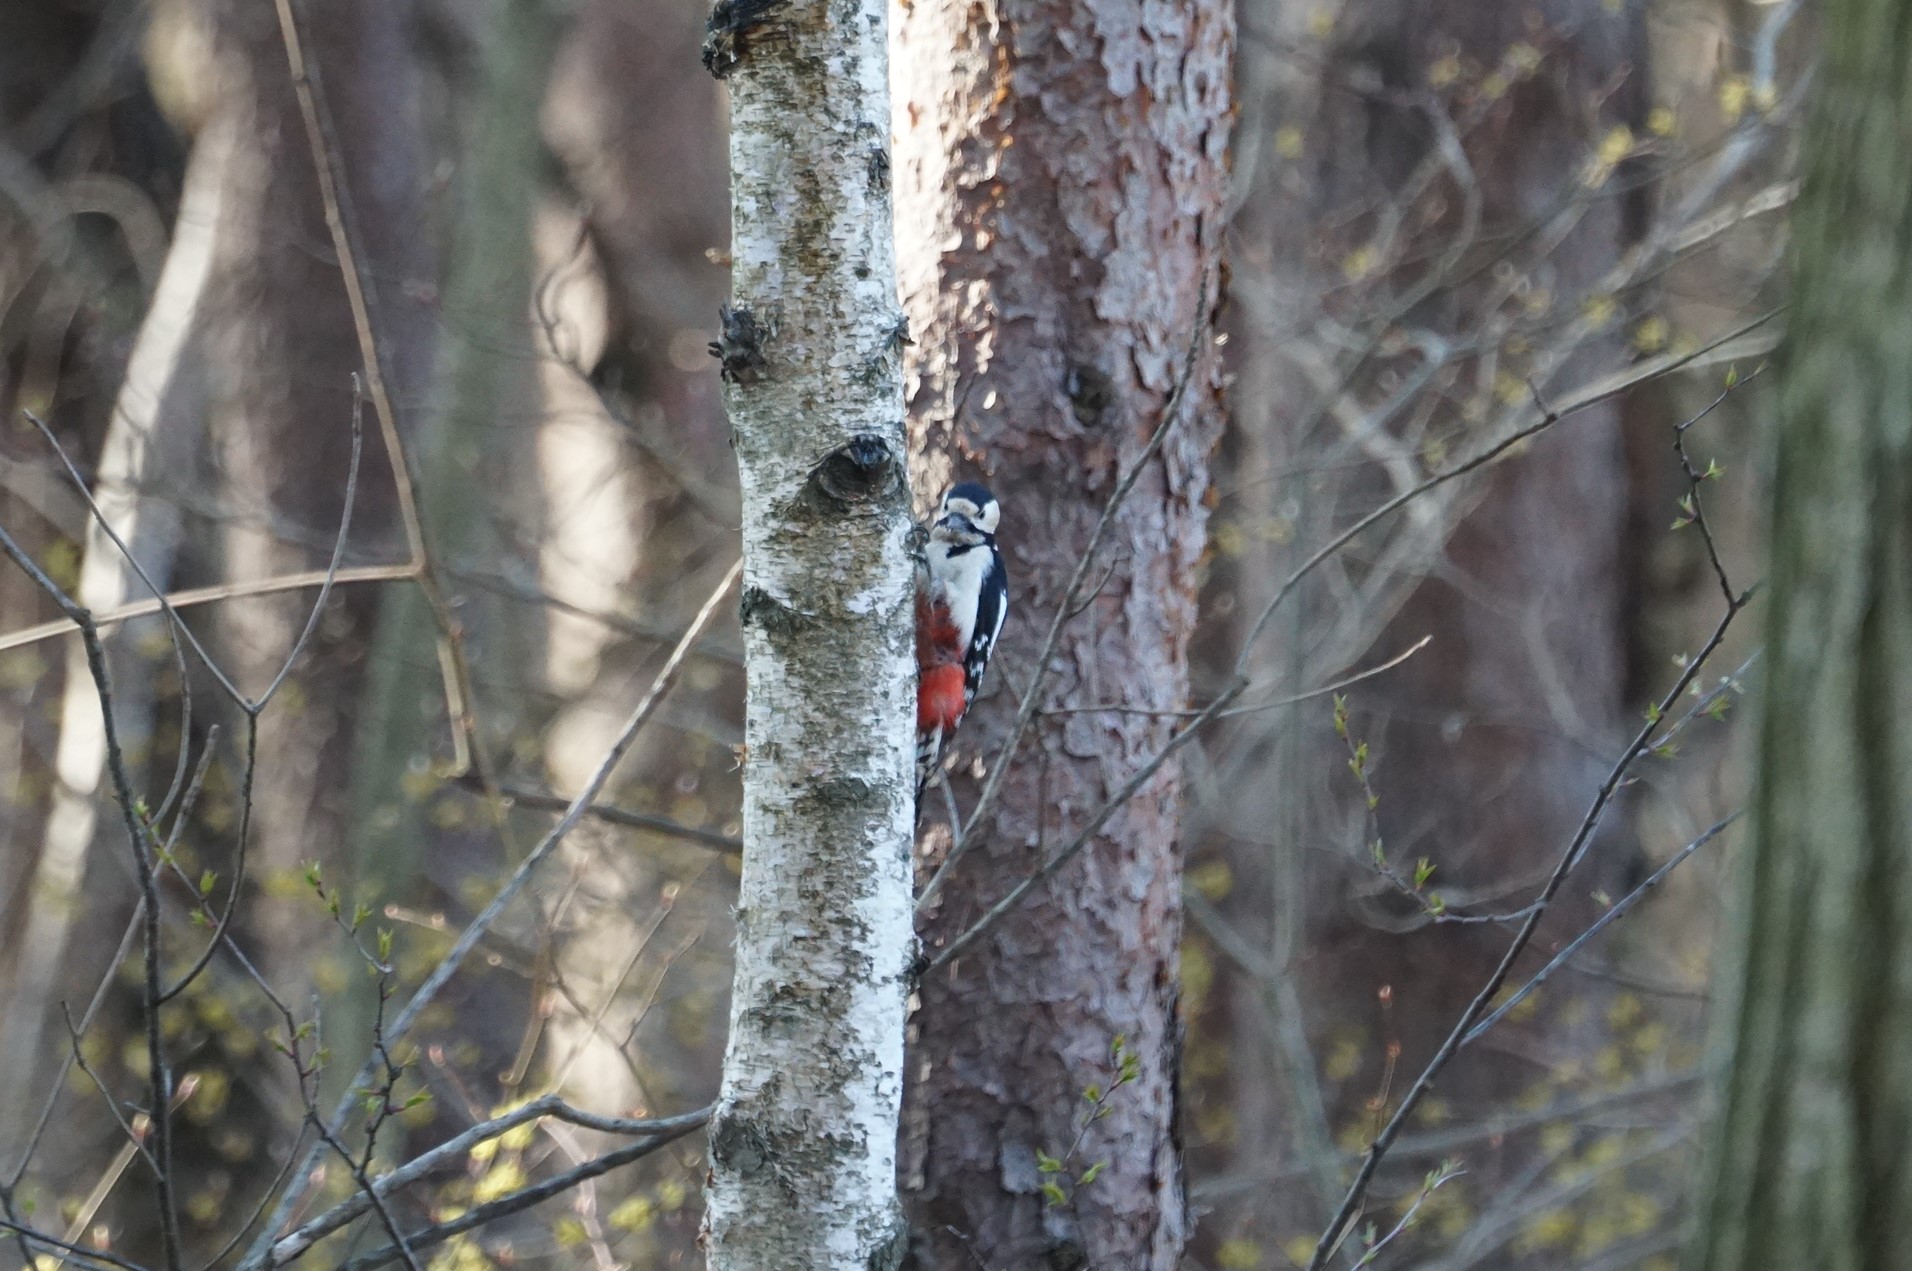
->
936, 511, 976, 537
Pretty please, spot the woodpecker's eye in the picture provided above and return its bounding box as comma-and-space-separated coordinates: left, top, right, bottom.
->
972, 500, 1000, 534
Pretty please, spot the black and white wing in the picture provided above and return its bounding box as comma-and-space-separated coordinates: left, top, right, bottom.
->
962, 550, 1008, 708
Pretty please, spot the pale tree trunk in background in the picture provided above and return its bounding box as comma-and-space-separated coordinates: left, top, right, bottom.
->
0, 111, 222, 1136
700, 0, 917, 1263
1689, 2, 1912, 1264
347, 0, 554, 918
0, 0, 191, 1173
891, 0, 1231, 1261
529, 0, 741, 1181
196, 0, 431, 1004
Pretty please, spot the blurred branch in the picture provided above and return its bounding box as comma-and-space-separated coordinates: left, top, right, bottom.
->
332, 1115, 707, 1271
0, 527, 184, 1271
0, 1217, 153, 1271
240, 559, 740, 1268
1462, 812, 1741, 1045
272, 0, 483, 774
0, 562, 417, 654
1240, 307, 1780, 665
472, 776, 741, 853
1305, 588, 1752, 1268
263, 1099, 707, 1268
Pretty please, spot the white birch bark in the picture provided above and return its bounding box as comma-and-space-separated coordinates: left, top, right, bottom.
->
700, 0, 916, 1264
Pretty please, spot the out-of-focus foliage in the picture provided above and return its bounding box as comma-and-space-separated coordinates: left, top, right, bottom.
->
0, 0, 1804, 1267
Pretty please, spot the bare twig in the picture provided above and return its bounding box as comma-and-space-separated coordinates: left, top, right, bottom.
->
0, 563, 418, 654
1304, 589, 1749, 1270
1240, 309, 1781, 665
334, 1120, 703, 1271
1461, 812, 1740, 1045
271, 0, 483, 774
263, 1101, 710, 1269
240, 560, 740, 1268
928, 685, 1240, 969
0, 1217, 154, 1271
470, 776, 742, 854
0, 526, 184, 1271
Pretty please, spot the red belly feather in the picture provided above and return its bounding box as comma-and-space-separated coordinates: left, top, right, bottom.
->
916, 590, 969, 736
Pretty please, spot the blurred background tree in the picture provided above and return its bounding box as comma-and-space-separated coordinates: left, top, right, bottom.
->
1689, 0, 1912, 1265
0, 0, 1802, 1267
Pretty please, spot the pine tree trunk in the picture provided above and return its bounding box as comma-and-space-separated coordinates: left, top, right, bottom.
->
1689, 3, 1912, 1266
891, 0, 1232, 1262
699, 0, 918, 1263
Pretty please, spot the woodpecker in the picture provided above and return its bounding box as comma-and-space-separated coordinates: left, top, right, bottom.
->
916, 482, 1008, 763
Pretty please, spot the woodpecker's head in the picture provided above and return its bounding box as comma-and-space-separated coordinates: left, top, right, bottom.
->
933, 482, 1000, 546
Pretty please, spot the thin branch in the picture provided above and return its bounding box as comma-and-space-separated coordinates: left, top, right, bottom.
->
1304, 589, 1749, 1270
1040, 635, 1430, 720
0, 563, 418, 654
256, 381, 364, 710
6, 911, 141, 1188
928, 684, 1241, 969
471, 776, 742, 854
1461, 812, 1740, 1045
335, 1122, 699, 1271
263, 1103, 710, 1269
271, 0, 483, 774
0, 524, 184, 1271
0, 1217, 155, 1271
1238, 308, 1782, 668
58, 1003, 160, 1178
23, 410, 245, 704
240, 560, 740, 1268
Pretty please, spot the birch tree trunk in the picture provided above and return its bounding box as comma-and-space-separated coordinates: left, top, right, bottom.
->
700, 0, 918, 1263
1689, 2, 1912, 1265
892, 0, 1232, 1263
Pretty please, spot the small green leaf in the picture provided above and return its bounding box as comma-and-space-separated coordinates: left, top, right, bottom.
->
1413, 857, 1435, 889
1041, 1181, 1068, 1207
1036, 1151, 1062, 1174
1078, 1161, 1106, 1186
199, 869, 218, 896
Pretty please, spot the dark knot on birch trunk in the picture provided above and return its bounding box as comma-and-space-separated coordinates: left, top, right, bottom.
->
804, 433, 901, 510
709, 303, 768, 383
